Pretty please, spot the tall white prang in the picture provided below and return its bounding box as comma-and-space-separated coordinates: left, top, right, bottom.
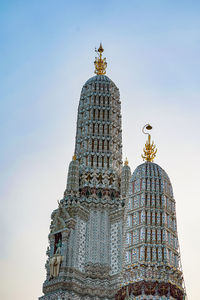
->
115, 126, 186, 300
39, 45, 129, 300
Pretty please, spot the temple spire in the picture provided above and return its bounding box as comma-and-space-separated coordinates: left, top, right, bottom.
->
141, 124, 157, 162
94, 43, 107, 75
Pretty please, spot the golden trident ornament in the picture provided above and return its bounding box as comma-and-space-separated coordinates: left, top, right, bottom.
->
94, 43, 107, 75
141, 124, 157, 162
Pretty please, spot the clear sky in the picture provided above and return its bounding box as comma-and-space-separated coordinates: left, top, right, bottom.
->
1, 0, 200, 299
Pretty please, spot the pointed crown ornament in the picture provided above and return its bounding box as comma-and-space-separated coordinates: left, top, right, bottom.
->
124, 157, 129, 166
141, 124, 157, 162
94, 43, 107, 75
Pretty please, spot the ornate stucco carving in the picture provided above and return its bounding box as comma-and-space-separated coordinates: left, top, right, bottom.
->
40, 73, 124, 300
50, 201, 71, 233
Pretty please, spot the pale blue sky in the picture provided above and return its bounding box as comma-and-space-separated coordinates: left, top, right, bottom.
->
1, 1, 200, 299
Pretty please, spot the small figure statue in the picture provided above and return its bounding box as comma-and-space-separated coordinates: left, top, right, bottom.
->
49, 241, 63, 278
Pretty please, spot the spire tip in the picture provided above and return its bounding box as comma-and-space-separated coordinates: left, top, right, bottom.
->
94, 43, 107, 75
141, 124, 157, 162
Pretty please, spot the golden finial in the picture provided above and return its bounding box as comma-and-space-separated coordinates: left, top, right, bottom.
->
124, 157, 129, 166
94, 43, 107, 75
72, 154, 76, 161
141, 124, 157, 162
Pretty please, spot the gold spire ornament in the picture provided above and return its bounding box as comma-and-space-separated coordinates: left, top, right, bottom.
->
124, 157, 129, 166
141, 124, 157, 162
94, 43, 107, 75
